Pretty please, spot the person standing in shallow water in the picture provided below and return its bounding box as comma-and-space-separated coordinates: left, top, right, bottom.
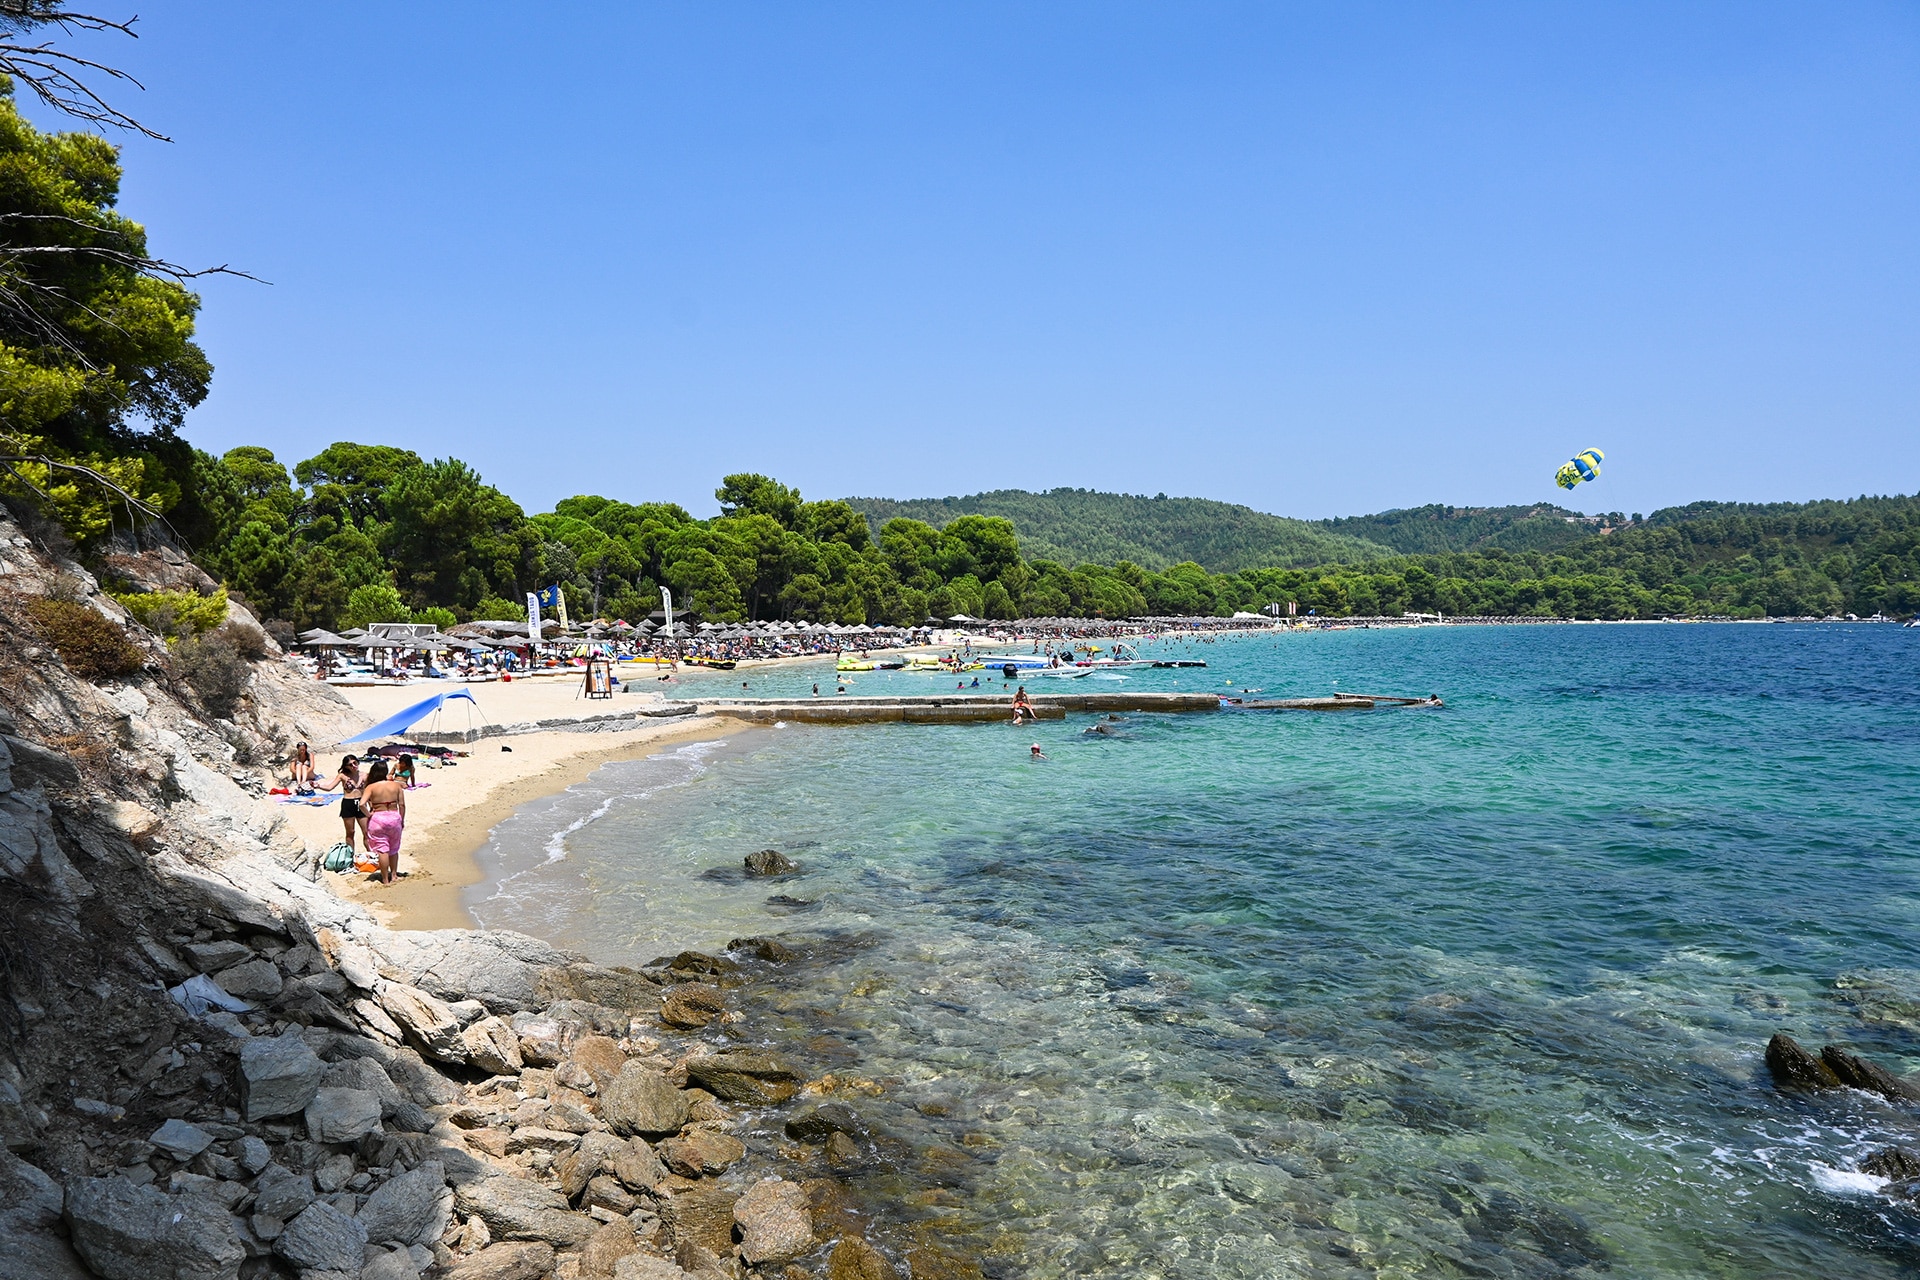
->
360, 759, 407, 885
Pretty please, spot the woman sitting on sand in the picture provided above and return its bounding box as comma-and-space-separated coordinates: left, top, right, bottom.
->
360, 760, 407, 886
289, 742, 315, 792
395, 752, 417, 788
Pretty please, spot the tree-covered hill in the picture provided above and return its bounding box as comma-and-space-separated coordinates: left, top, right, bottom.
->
845, 488, 1393, 571
1315, 503, 1612, 555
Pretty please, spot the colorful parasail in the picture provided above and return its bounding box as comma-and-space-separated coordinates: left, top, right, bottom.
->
1555, 448, 1604, 491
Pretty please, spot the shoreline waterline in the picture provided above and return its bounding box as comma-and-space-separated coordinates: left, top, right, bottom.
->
315, 714, 744, 930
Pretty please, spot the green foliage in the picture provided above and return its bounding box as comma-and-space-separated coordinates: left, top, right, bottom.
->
173, 629, 250, 719
472, 595, 525, 622
343, 583, 408, 629
847, 488, 1392, 571
1316, 504, 1597, 555
0, 80, 212, 546
411, 606, 458, 630
26, 596, 144, 678
112, 586, 228, 641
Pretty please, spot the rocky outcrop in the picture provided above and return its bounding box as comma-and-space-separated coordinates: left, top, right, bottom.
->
1765, 1033, 1840, 1089
602, 1064, 692, 1137
734, 1177, 814, 1264
64, 1175, 246, 1280
238, 1028, 325, 1119
1766, 1032, 1920, 1103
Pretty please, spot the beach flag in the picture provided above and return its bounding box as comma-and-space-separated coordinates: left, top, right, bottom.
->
526, 590, 542, 642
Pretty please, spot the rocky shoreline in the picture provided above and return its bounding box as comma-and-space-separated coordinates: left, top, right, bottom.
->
0, 519, 964, 1280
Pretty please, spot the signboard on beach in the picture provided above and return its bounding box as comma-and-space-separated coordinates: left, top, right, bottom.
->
526, 591, 542, 643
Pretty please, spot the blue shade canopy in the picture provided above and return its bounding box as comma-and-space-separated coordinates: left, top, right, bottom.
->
340, 689, 478, 745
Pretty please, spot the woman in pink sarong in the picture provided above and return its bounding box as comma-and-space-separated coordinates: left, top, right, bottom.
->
359, 760, 408, 885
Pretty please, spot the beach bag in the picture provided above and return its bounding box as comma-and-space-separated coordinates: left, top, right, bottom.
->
322, 842, 354, 873
352, 849, 380, 875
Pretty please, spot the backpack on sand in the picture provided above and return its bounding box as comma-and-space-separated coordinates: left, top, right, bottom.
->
322, 842, 354, 873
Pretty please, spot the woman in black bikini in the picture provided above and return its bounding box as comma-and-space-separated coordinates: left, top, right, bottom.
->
315, 754, 366, 850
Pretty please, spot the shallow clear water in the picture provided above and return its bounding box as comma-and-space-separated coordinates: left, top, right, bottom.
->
472, 624, 1920, 1278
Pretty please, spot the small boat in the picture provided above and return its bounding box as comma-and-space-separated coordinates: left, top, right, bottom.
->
684, 657, 737, 670
1025, 665, 1095, 679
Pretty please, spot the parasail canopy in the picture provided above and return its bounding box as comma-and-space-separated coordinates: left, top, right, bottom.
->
1555, 447, 1604, 491
340, 689, 479, 745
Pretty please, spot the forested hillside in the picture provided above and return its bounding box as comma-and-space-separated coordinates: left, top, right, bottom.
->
846, 489, 1392, 571
1316, 503, 1612, 555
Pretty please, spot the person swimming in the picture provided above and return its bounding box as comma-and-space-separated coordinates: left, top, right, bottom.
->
1030, 743, 1048, 760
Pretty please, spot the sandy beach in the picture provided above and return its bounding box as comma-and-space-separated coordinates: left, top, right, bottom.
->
276, 675, 740, 931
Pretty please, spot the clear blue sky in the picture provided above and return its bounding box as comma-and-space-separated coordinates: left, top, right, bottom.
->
39, 2, 1920, 519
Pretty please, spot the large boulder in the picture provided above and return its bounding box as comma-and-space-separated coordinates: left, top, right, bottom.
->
734, 1177, 812, 1265
273, 1200, 368, 1273
357, 1160, 451, 1246
601, 1063, 691, 1137
463, 1016, 524, 1075
304, 1086, 384, 1143
321, 1054, 401, 1114
0, 1151, 89, 1280
443, 1242, 558, 1280
685, 1051, 801, 1105
453, 1174, 596, 1247
64, 1175, 246, 1280
660, 1130, 745, 1178
251, 1165, 315, 1220
569, 1034, 626, 1091
212, 958, 283, 999
370, 929, 584, 1012
612, 1136, 669, 1192
660, 984, 725, 1029
663, 1184, 738, 1258
239, 1030, 324, 1120
377, 980, 468, 1063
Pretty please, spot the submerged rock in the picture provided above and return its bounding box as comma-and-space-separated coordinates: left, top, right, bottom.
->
663, 1184, 739, 1257
686, 1051, 801, 1105
727, 936, 797, 964
829, 1236, 903, 1280
744, 849, 800, 877
785, 1102, 868, 1144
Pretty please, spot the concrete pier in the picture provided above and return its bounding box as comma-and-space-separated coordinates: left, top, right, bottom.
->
707, 691, 1220, 725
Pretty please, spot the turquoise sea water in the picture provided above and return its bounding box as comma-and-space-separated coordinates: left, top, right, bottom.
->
471, 624, 1920, 1278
